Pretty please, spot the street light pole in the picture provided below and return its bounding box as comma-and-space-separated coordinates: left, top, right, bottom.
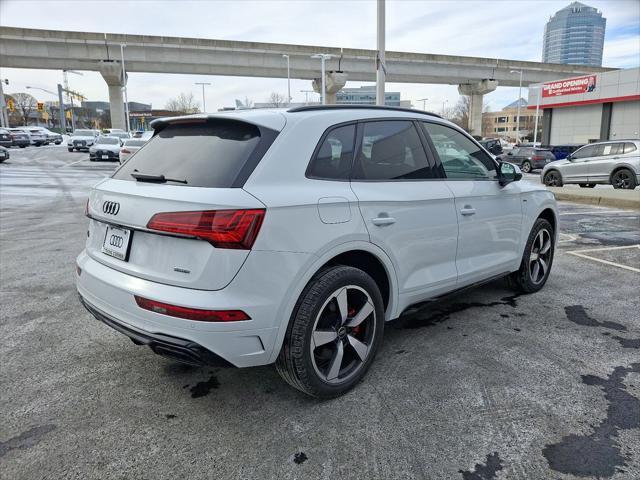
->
417, 97, 428, 110
311, 54, 335, 105
376, 0, 386, 106
195, 82, 211, 113
442, 99, 448, 117
511, 70, 523, 144
120, 44, 130, 132
282, 55, 291, 104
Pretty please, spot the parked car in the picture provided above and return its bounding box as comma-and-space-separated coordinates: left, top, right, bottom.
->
479, 138, 503, 155
7, 128, 30, 148
119, 138, 146, 163
14, 127, 48, 146
106, 131, 130, 141
0, 145, 9, 162
39, 128, 63, 145
543, 144, 584, 160
77, 106, 557, 398
0, 128, 12, 148
89, 136, 122, 161
542, 139, 639, 189
68, 129, 99, 151
498, 147, 556, 173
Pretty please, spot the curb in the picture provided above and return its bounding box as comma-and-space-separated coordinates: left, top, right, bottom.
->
550, 190, 640, 210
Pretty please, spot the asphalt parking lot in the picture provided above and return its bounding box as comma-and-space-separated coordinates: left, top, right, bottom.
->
1, 146, 639, 480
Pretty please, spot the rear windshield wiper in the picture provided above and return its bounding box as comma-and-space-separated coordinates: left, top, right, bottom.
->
131, 172, 188, 184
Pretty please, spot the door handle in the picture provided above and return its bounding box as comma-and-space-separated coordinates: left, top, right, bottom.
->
460, 206, 476, 216
372, 216, 396, 226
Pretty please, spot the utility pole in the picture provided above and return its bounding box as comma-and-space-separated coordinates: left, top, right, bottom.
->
282, 55, 291, 104
376, 0, 386, 106
417, 97, 428, 110
511, 70, 523, 144
195, 82, 211, 112
300, 90, 315, 105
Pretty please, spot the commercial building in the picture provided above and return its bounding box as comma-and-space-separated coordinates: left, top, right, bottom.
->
482, 99, 542, 141
335, 86, 404, 106
129, 109, 181, 131
542, 2, 606, 67
529, 67, 639, 145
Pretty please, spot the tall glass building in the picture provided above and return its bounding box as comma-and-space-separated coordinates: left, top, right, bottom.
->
542, 2, 606, 66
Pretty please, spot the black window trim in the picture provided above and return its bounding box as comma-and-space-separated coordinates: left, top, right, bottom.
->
419, 119, 500, 182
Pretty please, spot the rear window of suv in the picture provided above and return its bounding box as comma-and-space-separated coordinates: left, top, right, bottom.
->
113, 120, 277, 188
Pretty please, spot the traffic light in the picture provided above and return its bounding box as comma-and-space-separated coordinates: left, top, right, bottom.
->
37, 102, 45, 112
7, 98, 14, 112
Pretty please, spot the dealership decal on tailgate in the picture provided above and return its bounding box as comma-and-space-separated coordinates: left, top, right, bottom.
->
102, 225, 132, 261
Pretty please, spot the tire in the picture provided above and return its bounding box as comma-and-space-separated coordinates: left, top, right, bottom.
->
579, 183, 596, 188
611, 169, 637, 190
19, 145, 26, 148
521, 161, 532, 173
275, 265, 384, 398
543, 170, 563, 187
68, 148, 74, 152
507, 218, 554, 293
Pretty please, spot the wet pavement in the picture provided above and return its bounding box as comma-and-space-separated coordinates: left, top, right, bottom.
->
1, 146, 639, 479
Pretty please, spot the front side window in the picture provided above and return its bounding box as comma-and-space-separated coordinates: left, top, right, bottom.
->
421, 122, 497, 180
306, 124, 355, 180
573, 145, 597, 159
351, 121, 433, 180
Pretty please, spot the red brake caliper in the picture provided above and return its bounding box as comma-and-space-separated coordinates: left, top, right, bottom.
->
348, 307, 361, 335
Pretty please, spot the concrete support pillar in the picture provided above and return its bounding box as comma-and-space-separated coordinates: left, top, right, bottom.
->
312, 71, 348, 105
458, 79, 498, 137
99, 60, 127, 130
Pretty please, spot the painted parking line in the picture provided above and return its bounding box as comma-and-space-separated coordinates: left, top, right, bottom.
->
558, 233, 577, 243
560, 210, 637, 216
566, 244, 640, 273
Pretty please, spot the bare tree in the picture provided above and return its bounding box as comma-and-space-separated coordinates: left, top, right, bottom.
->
450, 96, 471, 131
243, 97, 254, 109
9, 92, 37, 125
165, 92, 200, 114
266, 92, 286, 108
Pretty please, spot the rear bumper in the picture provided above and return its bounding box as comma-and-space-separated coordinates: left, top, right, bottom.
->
76, 248, 313, 367
12, 140, 29, 147
79, 295, 233, 367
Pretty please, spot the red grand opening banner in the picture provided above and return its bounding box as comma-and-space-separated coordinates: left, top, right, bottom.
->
542, 75, 597, 98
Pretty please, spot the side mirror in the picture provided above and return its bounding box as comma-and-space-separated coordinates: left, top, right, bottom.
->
498, 162, 522, 186
566, 154, 573, 161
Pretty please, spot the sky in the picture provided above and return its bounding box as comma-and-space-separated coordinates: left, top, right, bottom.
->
1, 0, 639, 113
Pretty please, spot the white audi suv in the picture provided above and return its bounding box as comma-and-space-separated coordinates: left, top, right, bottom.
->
76, 106, 557, 398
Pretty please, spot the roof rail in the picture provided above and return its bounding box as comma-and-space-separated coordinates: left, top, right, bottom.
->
287, 104, 442, 118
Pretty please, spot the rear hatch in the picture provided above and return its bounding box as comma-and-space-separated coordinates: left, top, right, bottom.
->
86, 116, 281, 291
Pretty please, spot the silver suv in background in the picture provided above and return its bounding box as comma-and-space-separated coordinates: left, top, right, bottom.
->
542, 139, 640, 189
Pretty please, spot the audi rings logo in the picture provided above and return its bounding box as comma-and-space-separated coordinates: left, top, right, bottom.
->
109, 234, 124, 248
102, 201, 120, 215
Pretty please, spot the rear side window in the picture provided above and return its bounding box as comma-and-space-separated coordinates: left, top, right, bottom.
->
113, 120, 276, 188
624, 142, 637, 154
600, 143, 624, 156
352, 121, 433, 180
307, 124, 355, 180
421, 122, 497, 179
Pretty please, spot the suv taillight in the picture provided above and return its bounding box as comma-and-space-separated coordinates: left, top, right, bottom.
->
134, 295, 250, 322
147, 209, 265, 249
532, 155, 544, 161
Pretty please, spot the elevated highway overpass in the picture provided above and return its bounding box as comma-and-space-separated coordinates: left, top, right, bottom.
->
0, 26, 614, 132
